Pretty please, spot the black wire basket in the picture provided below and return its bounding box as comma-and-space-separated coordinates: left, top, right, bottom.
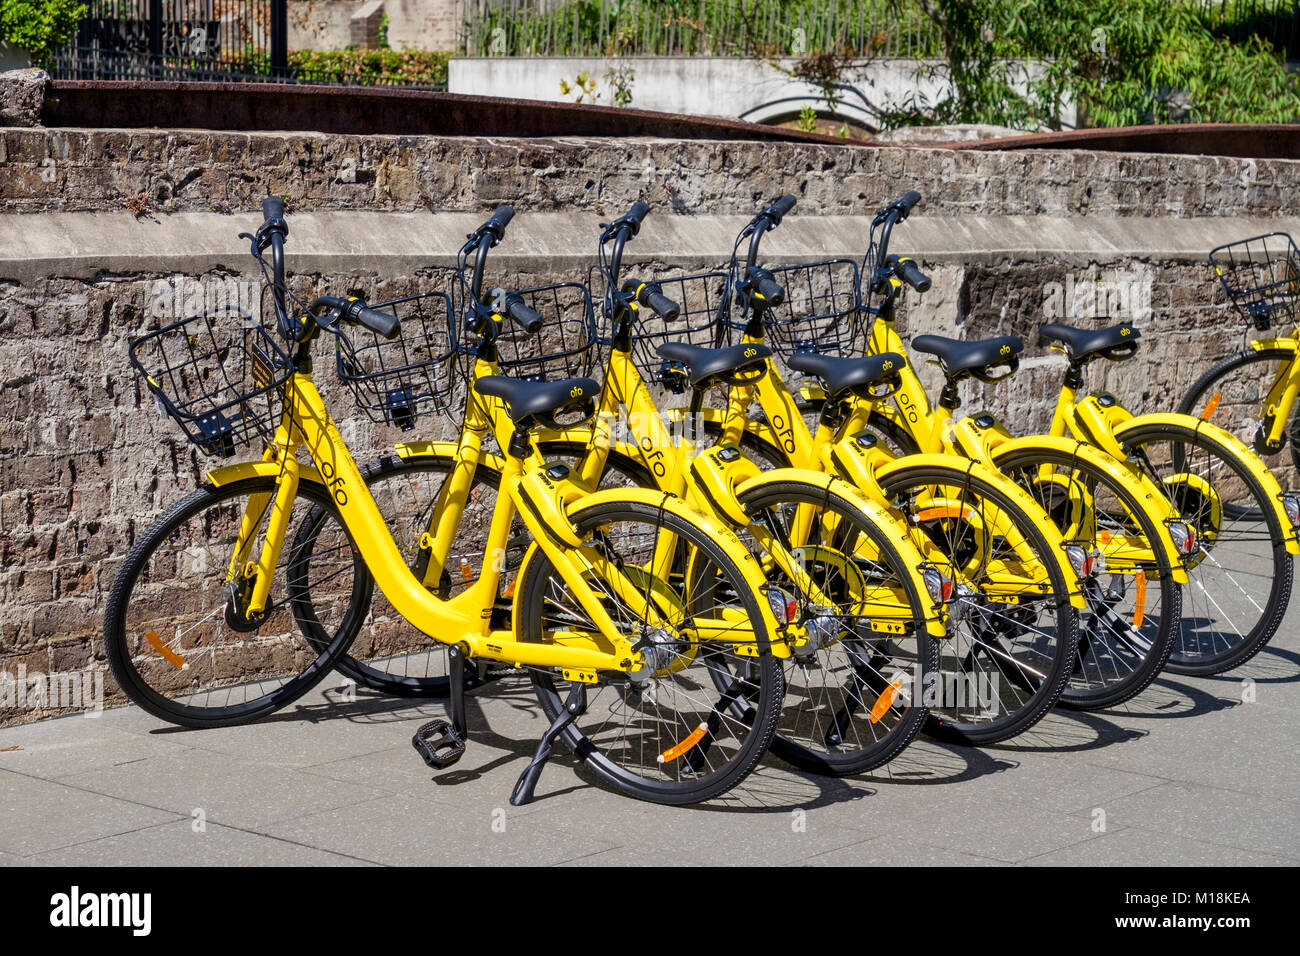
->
335, 290, 458, 431
596, 269, 731, 387
128, 307, 293, 458
461, 281, 599, 383
742, 258, 866, 359
1209, 232, 1300, 331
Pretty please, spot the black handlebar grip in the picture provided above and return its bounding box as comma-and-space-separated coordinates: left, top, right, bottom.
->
262, 196, 286, 221
769, 195, 797, 219
636, 283, 680, 321
483, 205, 514, 239
626, 200, 650, 227
748, 267, 786, 307
890, 255, 932, 293
504, 292, 544, 334
343, 300, 401, 340
897, 191, 922, 215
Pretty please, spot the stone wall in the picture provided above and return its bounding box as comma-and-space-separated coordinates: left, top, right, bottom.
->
1, 124, 1298, 723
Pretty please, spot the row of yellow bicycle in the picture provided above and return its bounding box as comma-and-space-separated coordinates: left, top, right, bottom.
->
106, 193, 1300, 805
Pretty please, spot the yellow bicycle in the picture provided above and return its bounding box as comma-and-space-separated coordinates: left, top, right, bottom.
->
312, 201, 946, 777
641, 200, 1095, 745
105, 200, 788, 806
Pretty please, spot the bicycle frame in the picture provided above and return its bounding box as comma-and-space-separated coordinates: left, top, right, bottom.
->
861, 315, 1196, 582
206, 357, 790, 677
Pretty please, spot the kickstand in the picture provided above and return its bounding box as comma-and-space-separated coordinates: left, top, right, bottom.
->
510, 681, 586, 806
412, 644, 469, 769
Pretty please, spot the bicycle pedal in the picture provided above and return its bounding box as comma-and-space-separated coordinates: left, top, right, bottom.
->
412, 719, 466, 769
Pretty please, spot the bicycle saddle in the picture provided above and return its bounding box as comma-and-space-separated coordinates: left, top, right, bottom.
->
912, 334, 1023, 384
1039, 322, 1140, 363
657, 342, 770, 389
475, 375, 599, 428
787, 351, 905, 400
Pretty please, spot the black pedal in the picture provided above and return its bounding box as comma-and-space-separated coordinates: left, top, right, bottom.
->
412, 719, 466, 769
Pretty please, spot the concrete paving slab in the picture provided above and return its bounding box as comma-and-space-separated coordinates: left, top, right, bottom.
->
0, 768, 181, 857
1024, 825, 1296, 867
263, 794, 619, 866
795, 836, 1012, 867
53, 749, 393, 830
25, 819, 376, 867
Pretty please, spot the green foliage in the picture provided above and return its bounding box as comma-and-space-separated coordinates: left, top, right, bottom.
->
0, 0, 86, 67
796, 104, 818, 132
286, 49, 450, 88
559, 63, 635, 107
377, 12, 390, 50
881, 0, 1300, 129
464, 0, 941, 58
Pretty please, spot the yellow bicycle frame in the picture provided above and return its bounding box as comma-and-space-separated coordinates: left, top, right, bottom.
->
205, 357, 790, 675
861, 319, 1196, 582
702, 333, 1089, 610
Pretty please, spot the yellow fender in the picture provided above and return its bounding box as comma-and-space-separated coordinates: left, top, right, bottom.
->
207, 459, 326, 488
1112, 412, 1300, 555
990, 435, 1190, 583
873, 452, 1093, 605
734, 468, 947, 637
394, 440, 508, 474
510, 483, 788, 658
1250, 338, 1300, 354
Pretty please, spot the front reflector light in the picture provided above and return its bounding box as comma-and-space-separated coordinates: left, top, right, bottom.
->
923, 567, 953, 604
1168, 521, 1197, 556
1065, 544, 1093, 578
1282, 493, 1300, 530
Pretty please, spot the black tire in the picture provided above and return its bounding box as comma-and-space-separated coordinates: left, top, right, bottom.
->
516, 500, 784, 805
733, 481, 937, 775
541, 438, 936, 774
288, 453, 522, 698
995, 447, 1182, 709
1177, 347, 1300, 513
873, 464, 1080, 745
104, 477, 364, 727
1121, 421, 1293, 675
705, 421, 1081, 744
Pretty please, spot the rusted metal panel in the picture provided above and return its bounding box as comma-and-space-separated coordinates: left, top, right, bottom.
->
951, 124, 1300, 159
41, 80, 858, 144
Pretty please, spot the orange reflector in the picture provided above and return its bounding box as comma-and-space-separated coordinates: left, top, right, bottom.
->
1098, 530, 1112, 545
459, 559, 474, 582
1200, 392, 1222, 421
145, 630, 187, 669
869, 679, 905, 724
503, 577, 515, 598
917, 506, 972, 523
658, 723, 709, 763
1133, 576, 1147, 628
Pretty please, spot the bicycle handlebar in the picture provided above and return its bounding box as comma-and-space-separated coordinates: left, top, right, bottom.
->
747, 266, 786, 307
626, 280, 680, 320
310, 296, 402, 339
497, 289, 544, 334
888, 255, 931, 293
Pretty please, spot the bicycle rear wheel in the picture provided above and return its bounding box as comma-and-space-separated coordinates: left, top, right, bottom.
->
103, 477, 364, 727
289, 454, 524, 697
1122, 421, 1293, 675
996, 448, 1181, 709
516, 499, 784, 805
1178, 347, 1300, 502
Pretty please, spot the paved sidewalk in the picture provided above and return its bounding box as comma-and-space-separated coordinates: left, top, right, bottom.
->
3, 618, 1298, 867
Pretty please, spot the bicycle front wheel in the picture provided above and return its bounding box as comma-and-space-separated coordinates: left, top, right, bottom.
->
515, 499, 784, 805
103, 477, 365, 727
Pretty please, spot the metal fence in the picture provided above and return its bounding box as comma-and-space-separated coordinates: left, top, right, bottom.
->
460, 0, 1300, 60
458, 0, 943, 59
49, 0, 288, 81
